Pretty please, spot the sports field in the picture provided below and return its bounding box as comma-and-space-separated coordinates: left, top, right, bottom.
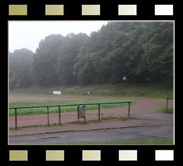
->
9, 93, 173, 128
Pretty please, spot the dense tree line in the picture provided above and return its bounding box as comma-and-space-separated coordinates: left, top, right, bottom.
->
9, 22, 173, 89
9, 48, 33, 89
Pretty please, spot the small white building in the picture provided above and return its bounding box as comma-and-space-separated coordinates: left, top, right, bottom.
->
53, 91, 61, 95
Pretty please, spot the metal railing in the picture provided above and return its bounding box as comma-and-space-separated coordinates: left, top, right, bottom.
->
9, 101, 132, 129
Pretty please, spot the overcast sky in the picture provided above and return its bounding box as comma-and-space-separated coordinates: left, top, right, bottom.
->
9, 21, 109, 53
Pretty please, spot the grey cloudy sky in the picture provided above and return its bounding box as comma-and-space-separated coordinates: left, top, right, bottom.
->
9, 21, 109, 53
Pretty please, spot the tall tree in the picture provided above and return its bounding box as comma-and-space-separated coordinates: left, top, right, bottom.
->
75, 22, 173, 85
11, 22, 173, 88
31, 34, 65, 86
9, 48, 33, 89
56, 33, 89, 85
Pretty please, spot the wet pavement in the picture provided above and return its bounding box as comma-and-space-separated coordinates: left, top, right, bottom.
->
9, 113, 173, 145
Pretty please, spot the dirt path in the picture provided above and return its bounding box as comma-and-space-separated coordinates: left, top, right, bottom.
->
9, 97, 173, 128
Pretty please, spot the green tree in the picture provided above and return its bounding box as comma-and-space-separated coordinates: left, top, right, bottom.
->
31, 34, 65, 86
56, 33, 89, 85
9, 48, 33, 89
141, 22, 173, 84
13, 22, 173, 88
75, 22, 173, 85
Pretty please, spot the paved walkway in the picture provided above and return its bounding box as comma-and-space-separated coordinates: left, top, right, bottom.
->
9, 125, 173, 145
9, 113, 173, 137
9, 113, 173, 144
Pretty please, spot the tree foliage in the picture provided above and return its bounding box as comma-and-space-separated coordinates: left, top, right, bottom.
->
75, 22, 173, 85
31, 34, 65, 86
9, 22, 173, 89
9, 48, 33, 89
55, 33, 89, 85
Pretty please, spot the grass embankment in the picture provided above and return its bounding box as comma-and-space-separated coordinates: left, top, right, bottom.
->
149, 108, 173, 114
9, 82, 173, 98
62, 139, 173, 145
9, 99, 135, 116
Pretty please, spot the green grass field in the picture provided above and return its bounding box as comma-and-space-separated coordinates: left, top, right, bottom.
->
9, 98, 135, 116
9, 82, 173, 98
62, 139, 173, 145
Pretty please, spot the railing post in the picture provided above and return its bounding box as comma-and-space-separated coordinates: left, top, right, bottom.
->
128, 102, 130, 118
77, 105, 79, 123
58, 106, 61, 125
166, 98, 168, 112
15, 108, 17, 129
98, 104, 100, 121
47, 107, 49, 126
